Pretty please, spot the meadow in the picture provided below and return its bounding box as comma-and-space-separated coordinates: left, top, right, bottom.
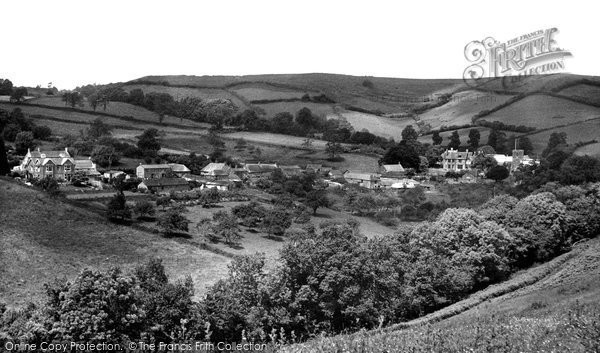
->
0, 178, 231, 307
232, 86, 307, 101
336, 111, 412, 140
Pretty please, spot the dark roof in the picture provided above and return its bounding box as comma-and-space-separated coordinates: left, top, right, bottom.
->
138, 164, 172, 169
141, 178, 189, 187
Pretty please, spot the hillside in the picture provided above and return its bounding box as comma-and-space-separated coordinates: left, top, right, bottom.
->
118, 73, 600, 156
282, 236, 600, 352
0, 178, 231, 307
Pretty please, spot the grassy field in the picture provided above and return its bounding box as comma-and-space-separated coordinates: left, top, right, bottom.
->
526, 119, 600, 153
558, 83, 600, 105
232, 86, 307, 101
255, 101, 335, 119
574, 142, 600, 158
418, 90, 515, 130
0, 178, 231, 307
122, 84, 249, 110
222, 131, 328, 149
480, 94, 600, 129
336, 111, 414, 140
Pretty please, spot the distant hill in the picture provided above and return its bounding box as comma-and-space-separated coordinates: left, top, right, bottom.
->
117, 73, 600, 156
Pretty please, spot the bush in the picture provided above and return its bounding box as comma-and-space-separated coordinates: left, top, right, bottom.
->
32, 125, 52, 140
157, 210, 189, 236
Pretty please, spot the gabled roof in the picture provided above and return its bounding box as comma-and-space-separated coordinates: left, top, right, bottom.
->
382, 163, 405, 172
29, 150, 71, 159
168, 163, 191, 173
75, 159, 95, 169
344, 171, 380, 181
138, 164, 172, 169
280, 165, 302, 170
442, 148, 473, 160
202, 163, 229, 173
245, 163, 278, 173
141, 178, 189, 187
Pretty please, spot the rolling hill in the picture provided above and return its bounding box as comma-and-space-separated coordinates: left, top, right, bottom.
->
116, 73, 600, 155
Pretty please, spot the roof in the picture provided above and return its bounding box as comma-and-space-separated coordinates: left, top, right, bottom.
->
382, 163, 405, 172
306, 164, 322, 170
75, 159, 95, 169
492, 154, 513, 164
442, 148, 474, 160
280, 165, 302, 170
104, 170, 124, 175
29, 150, 71, 159
245, 163, 278, 173
141, 178, 189, 187
41, 158, 73, 166
344, 171, 380, 181
138, 164, 172, 169
202, 163, 229, 173
168, 163, 191, 173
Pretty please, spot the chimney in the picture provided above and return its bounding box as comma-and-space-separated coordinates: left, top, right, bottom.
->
37, 147, 40, 152
65, 147, 68, 153
27, 148, 30, 154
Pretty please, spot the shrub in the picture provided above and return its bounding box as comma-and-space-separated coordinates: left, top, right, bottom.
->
157, 210, 189, 236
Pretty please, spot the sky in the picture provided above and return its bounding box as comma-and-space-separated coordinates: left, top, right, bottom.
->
2, 0, 597, 89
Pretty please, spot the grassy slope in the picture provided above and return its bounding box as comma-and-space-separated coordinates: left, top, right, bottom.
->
282, 237, 600, 352
0, 178, 231, 307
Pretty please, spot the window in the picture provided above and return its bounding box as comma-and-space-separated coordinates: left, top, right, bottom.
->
46, 165, 53, 172
65, 164, 71, 172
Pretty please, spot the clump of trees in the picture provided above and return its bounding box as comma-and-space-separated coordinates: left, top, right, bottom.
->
0, 108, 53, 149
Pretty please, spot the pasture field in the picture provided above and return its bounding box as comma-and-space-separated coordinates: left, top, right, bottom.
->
479, 94, 600, 129
574, 142, 600, 158
222, 131, 328, 149
526, 119, 600, 153
0, 178, 231, 307
255, 101, 335, 118
558, 83, 600, 106
122, 84, 249, 109
418, 90, 514, 130
232, 87, 307, 101
335, 111, 413, 139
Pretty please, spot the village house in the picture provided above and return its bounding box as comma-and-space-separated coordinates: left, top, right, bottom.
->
279, 165, 303, 177
380, 162, 405, 174
305, 164, 323, 173
136, 164, 173, 179
168, 163, 191, 178
441, 148, 474, 171
343, 171, 380, 189
491, 149, 537, 172
17, 148, 75, 181
103, 170, 125, 181
137, 178, 190, 193
201, 163, 232, 178
74, 157, 100, 177
244, 163, 278, 177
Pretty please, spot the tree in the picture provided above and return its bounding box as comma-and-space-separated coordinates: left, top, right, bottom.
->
448, 131, 461, 149
543, 132, 568, 157
62, 92, 84, 108
296, 107, 317, 129
14, 131, 35, 155
261, 209, 292, 238
9, 87, 28, 103
272, 112, 294, 134
467, 129, 480, 150
471, 154, 497, 174
305, 189, 331, 215
326, 141, 343, 160
211, 211, 242, 245
157, 209, 189, 236
559, 155, 600, 184
198, 188, 220, 208
431, 131, 443, 145
401, 125, 419, 142
232, 201, 267, 228
106, 192, 132, 221
134, 200, 156, 219
487, 129, 507, 154
486, 165, 509, 182
137, 128, 161, 157
156, 196, 170, 210
88, 93, 108, 111
0, 135, 9, 175
91, 145, 120, 168
380, 140, 422, 171
0, 78, 13, 95
87, 118, 113, 140
32, 125, 52, 140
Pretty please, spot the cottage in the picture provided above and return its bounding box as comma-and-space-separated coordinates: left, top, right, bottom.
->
18, 148, 75, 181
74, 157, 100, 177
103, 170, 125, 181
136, 164, 173, 179
138, 178, 190, 193
441, 148, 474, 171
201, 163, 232, 177
168, 163, 191, 177
380, 162, 405, 174
244, 163, 278, 176
279, 165, 302, 177
343, 171, 380, 189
